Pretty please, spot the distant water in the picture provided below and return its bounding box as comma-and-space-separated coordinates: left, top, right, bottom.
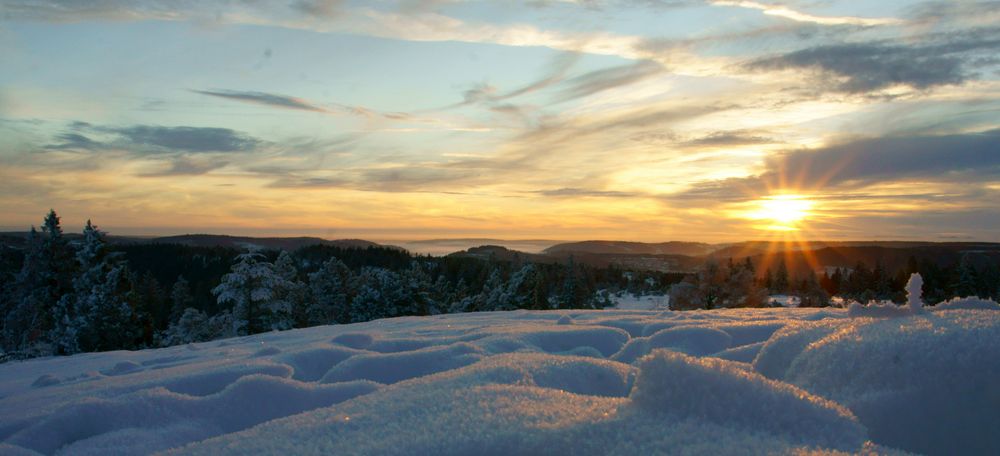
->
385, 239, 564, 256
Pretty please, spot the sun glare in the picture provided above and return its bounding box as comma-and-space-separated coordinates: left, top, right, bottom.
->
746, 194, 814, 231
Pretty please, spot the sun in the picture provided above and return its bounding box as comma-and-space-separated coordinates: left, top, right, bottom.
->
745, 194, 814, 231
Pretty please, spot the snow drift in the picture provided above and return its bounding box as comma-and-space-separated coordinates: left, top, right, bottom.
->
1, 302, 998, 455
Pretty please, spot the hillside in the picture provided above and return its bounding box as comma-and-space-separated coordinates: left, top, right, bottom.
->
544, 240, 717, 256
0, 232, 385, 252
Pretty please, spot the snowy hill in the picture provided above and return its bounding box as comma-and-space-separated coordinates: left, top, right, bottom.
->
2, 304, 999, 455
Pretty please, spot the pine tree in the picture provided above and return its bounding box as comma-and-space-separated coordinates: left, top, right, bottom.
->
307, 257, 352, 325
169, 275, 194, 324
697, 259, 726, 309
774, 261, 789, 293
348, 267, 406, 322
4, 211, 77, 354
956, 254, 978, 298
213, 251, 293, 335
480, 268, 505, 311
53, 220, 140, 353
532, 272, 550, 310
162, 307, 211, 346
274, 251, 308, 328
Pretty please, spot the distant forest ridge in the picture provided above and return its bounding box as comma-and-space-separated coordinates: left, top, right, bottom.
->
3, 232, 999, 275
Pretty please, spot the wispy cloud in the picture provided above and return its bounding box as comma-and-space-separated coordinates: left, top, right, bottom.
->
747, 27, 1000, 93
711, 1, 901, 27
192, 89, 327, 113
534, 187, 639, 198
44, 122, 262, 154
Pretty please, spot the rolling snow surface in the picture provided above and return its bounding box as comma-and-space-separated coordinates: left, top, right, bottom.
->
2, 302, 999, 455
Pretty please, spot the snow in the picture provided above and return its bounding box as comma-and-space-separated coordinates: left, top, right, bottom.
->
0, 301, 998, 455
611, 293, 669, 310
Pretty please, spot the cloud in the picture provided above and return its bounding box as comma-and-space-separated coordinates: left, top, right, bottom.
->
747, 27, 1000, 93
193, 89, 327, 112
267, 176, 352, 189
555, 60, 663, 102
45, 133, 102, 150
139, 156, 230, 176
290, 0, 345, 18
106, 125, 260, 153
44, 122, 262, 154
711, 1, 901, 26
767, 129, 1000, 187
684, 130, 773, 146
672, 129, 1000, 201
535, 187, 639, 198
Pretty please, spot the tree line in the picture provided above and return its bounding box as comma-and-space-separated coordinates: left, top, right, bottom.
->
670, 253, 1000, 310
0, 211, 672, 359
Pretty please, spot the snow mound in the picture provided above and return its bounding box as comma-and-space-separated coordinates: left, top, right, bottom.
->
630, 350, 865, 450
30, 374, 60, 388
753, 320, 842, 380
100, 361, 143, 376
479, 325, 629, 357
6, 375, 378, 455
776, 310, 1000, 455
3, 307, 998, 454
330, 332, 373, 349
847, 301, 920, 318
933, 296, 1000, 311
319, 342, 483, 384
712, 341, 765, 363
647, 326, 732, 356
278, 347, 361, 382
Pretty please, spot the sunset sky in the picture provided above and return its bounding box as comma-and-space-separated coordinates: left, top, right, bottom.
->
1, 0, 999, 242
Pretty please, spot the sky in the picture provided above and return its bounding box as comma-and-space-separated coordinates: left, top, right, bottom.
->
1, 0, 999, 243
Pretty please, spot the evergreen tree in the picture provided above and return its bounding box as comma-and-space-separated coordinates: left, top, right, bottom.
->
53, 220, 140, 353
531, 271, 551, 310
306, 257, 352, 325
872, 261, 892, 300
274, 251, 308, 328
479, 268, 505, 311
169, 275, 194, 324
956, 254, 978, 297
697, 259, 726, 309
796, 272, 830, 307
162, 307, 211, 346
773, 261, 789, 293
348, 267, 408, 322
4, 211, 77, 354
558, 256, 589, 309
213, 251, 293, 335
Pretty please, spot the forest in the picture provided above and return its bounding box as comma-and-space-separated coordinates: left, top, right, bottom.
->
2, 210, 998, 360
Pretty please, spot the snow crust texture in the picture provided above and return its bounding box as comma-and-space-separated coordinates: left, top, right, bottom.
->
1, 304, 998, 455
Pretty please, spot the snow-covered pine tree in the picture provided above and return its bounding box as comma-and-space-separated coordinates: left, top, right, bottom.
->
497, 264, 535, 311
956, 254, 978, 298
4, 211, 77, 355
400, 262, 434, 316
53, 220, 140, 353
162, 307, 211, 346
213, 251, 293, 335
349, 267, 410, 322
3, 227, 46, 353
274, 251, 308, 328
169, 275, 194, 324
307, 257, 353, 325
479, 268, 505, 311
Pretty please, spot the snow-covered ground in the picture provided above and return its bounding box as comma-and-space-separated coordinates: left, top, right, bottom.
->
768, 294, 801, 307
610, 293, 669, 310
2, 302, 999, 455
